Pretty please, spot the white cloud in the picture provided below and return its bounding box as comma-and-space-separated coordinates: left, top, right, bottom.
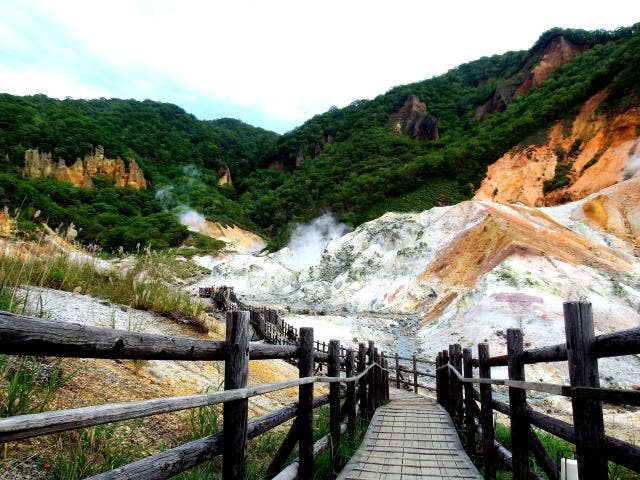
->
2, 0, 640, 130
0, 66, 111, 99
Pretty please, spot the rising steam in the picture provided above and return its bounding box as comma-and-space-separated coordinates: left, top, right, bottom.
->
285, 213, 347, 270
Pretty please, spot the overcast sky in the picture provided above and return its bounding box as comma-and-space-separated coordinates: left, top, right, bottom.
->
1, 0, 639, 133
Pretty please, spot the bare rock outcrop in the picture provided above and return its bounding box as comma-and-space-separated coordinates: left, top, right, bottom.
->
474, 90, 640, 206
217, 165, 233, 186
476, 35, 586, 120
392, 95, 439, 140
23, 146, 147, 189
515, 36, 586, 96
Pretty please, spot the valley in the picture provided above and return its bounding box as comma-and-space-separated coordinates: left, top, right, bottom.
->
1, 20, 639, 480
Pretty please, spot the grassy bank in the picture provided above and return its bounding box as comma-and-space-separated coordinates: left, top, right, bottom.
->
0, 239, 205, 321
493, 421, 639, 480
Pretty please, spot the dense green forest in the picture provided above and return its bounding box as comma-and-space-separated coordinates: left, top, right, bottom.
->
239, 24, 639, 242
0, 96, 277, 250
0, 24, 638, 251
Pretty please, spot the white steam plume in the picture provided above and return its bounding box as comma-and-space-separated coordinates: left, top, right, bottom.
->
154, 182, 208, 234
285, 213, 347, 271
623, 141, 640, 180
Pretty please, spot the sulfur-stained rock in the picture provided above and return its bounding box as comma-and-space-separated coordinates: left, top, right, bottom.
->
475, 90, 640, 206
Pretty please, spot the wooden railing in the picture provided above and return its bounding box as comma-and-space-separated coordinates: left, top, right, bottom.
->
0, 309, 397, 479
435, 301, 640, 480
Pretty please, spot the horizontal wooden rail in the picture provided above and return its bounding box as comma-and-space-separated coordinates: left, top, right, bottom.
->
472, 326, 640, 367
488, 395, 640, 473
444, 362, 640, 405
0, 363, 379, 443
398, 365, 436, 378
87, 394, 333, 480
0, 312, 298, 361
381, 352, 435, 364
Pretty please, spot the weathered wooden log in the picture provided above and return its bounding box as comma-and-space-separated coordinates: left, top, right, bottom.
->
328, 339, 341, 473
452, 344, 464, 426
398, 365, 437, 378
491, 397, 640, 473
223, 311, 249, 480
87, 394, 330, 480
478, 343, 496, 480
0, 311, 298, 360
0, 375, 318, 443
298, 327, 314, 480
412, 354, 418, 394
564, 301, 607, 480
462, 348, 476, 459
507, 329, 529, 480
345, 349, 356, 437
367, 341, 375, 418
357, 343, 367, 418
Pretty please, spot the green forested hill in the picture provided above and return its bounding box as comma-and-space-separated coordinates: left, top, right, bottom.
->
0, 25, 638, 251
0, 96, 278, 250
240, 25, 639, 242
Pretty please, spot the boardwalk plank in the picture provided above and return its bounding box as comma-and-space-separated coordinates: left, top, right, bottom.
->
337, 389, 481, 480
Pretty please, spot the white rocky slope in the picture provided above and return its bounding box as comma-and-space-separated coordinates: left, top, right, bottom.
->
193, 178, 640, 387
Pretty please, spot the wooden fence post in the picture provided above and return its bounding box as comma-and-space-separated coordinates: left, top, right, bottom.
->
395, 353, 400, 389
462, 348, 476, 459
382, 351, 388, 402
435, 352, 442, 404
385, 358, 390, 400
223, 311, 250, 480
328, 340, 341, 473
447, 345, 456, 418
564, 301, 607, 479
298, 327, 315, 480
358, 343, 367, 418
346, 348, 356, 436
507, 328, 529, 480
478, 343, 496, 480
453, 344, 464, 427
374, 348, 381, 408
367, 341, 375, 418
412, 354, 418, 394
441, 349, 450, 413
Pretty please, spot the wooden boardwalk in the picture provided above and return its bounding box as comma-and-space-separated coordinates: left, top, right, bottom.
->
337, 389, 482, 479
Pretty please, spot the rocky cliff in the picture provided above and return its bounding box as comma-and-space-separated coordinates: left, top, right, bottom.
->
476, 35, 586, 120
23, 146, 147, 189
392, 95, 439, 140
474, 90, 640, 206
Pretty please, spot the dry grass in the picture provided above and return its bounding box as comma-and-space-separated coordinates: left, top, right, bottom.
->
0, 233, 205, 322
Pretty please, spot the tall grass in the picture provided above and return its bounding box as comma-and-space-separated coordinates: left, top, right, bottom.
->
0, 356, 73, 418
0, 237, 205, 321
47, 422, 139, 480
174, 402, 370, 480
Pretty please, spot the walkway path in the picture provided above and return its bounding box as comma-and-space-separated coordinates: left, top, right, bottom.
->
337, 389, 482, 479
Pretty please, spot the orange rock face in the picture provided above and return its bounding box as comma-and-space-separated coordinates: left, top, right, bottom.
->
23, 146, 147, 189
515, 37, 586, 96
475, 90, 640, 206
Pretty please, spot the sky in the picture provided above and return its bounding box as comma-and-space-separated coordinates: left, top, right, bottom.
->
1, 0, 639, 133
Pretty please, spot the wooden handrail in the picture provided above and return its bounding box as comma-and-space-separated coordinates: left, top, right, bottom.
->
0, 306, 400, 480
437, 301, 640, 479
0, 311, 297, 360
